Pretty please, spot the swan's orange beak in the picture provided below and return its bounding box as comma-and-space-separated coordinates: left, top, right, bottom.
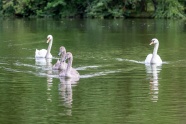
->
47, 38, 50, 43
149, 41, 154, 45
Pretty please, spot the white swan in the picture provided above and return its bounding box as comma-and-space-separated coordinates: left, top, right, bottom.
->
35, 35, 53, 59
145, 38, 162, 65
53, 46, 67, 70
59, 52, 79, 81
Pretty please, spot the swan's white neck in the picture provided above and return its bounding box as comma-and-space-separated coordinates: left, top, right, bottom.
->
46, 39, 53, 58
151, 43, 159, 63
152, 43, 159, 56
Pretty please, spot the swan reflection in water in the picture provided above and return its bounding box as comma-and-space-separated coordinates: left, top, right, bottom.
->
35, 57, 78, 116
35, 58, 53, 101
145, 64, 162, 102
35, 58, 53, 78
46, 71, 53, 102
59, 77, 78, 116
35, 58, 52, 66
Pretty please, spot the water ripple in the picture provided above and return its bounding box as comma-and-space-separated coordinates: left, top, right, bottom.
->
76, 65, 99, 70
80, 70, 120, 78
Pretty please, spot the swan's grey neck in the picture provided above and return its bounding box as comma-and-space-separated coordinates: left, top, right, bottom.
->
65, 56, 73, 75
46, 39, 53, 58
60, 51, 66, 63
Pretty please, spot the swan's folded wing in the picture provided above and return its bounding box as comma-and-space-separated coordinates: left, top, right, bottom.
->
157, 55, 162, 63
145, 54, 152, 64
35, 49, 39, 57
52, 60, 60, 70
35, 49, 47, 58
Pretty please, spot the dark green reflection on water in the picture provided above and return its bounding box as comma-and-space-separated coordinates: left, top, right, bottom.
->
0, 18, 186, 124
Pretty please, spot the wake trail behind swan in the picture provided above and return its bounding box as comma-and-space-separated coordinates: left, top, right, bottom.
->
116, 58, 169, 65
116, 58, 144, 64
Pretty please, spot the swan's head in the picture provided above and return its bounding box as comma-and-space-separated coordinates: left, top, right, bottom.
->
62, 52, 73, 62
47, 35, 53, 43
58, 46, 66, 56
150, 38, 159, 45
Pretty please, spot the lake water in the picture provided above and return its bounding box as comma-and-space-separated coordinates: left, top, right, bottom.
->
0, 18, 186, 124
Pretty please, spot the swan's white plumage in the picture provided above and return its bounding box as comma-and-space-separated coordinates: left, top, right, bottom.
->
35, 35, 53, 59
145, 54, 152, 64
145, 54, 162, 64
35, 49, 48, 58
145, 38, 162, 65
